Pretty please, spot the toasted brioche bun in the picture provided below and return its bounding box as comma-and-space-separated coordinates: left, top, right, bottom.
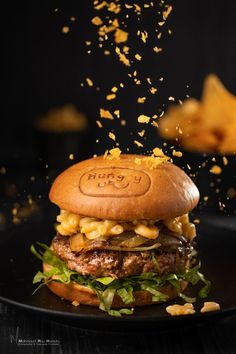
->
49, 154, 199, 221
43, 263, 188, 308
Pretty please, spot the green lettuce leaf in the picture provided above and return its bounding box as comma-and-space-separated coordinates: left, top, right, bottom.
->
95, 277, 115, 285
117, 285, 135, 304
30, 242, 211, 316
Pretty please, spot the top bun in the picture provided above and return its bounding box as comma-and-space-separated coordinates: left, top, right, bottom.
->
49, 154, 199, 221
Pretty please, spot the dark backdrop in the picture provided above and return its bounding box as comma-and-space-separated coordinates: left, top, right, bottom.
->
3, 0, 236, 164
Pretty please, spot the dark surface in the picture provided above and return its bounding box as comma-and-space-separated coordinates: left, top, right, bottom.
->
0, 215, 236, 352
3, 1, 236, 162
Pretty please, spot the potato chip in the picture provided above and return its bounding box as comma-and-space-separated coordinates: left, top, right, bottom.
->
201, 74, 236, 131
159, 74, 236, 154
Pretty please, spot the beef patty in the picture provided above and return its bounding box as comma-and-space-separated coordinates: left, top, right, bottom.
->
52, 234, 194, 278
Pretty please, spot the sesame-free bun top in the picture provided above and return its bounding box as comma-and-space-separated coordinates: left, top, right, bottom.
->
49, 154, 199, 221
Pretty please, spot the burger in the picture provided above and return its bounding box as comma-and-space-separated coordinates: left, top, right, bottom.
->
31, 153, 210, 316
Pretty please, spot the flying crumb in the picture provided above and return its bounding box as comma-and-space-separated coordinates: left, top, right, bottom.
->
108, 132, 116, 141
150, 87, 157, 94
69, 154, 74, 160
104, 50, 111, 55
86, 78, 93, 86
115, 47, 130, 66
137, 97, 146, 103
134, 4, 141, 13
138, 115, 150, 124
111, 86, 118, 93
222, 156, 228, 166
114, 110, 120, 118
114, 28, 128, 43
135, 54, 142, 61
91, 16, 103, 26
139, 30, 148, 43
210, 165, 222, 175
106, 94, 116, 100
100, 109, 114, 119
96, 120, 103, 128
138, 130, 145, 137
120, 119, 126, 126
168, 96, 175, 101
107, 147, 121, 159
151, 121, 159, 128
172, 150, 183, 157
62, 26, 70, 34
134, 140, 143, 148
94, 1, 107, 10
107, 2, 121, 14
163, 5, 172, 20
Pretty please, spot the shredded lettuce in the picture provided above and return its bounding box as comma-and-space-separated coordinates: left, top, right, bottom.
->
117, 286, 135, 304
108, 308, 134, 317
30, 242, 211, 316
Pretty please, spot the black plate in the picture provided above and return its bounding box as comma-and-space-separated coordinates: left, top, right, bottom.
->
0, 220, 236, 330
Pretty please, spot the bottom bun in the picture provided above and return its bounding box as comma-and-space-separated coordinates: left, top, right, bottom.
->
43, 263, 188, 308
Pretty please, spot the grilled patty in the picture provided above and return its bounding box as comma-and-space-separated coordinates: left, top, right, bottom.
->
52, 234, 194, 278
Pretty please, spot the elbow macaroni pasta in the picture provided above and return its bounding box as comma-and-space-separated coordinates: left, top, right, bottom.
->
56, 210, 196, 241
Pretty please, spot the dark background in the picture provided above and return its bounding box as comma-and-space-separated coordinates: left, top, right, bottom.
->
3, 0, 236, 164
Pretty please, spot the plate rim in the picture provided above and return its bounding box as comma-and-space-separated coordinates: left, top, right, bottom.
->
1, 293, 236, 324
